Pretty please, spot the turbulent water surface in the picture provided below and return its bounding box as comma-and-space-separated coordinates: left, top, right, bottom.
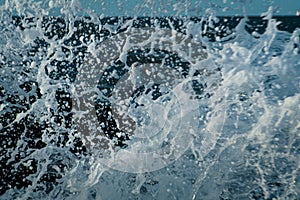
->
0, 0, 299, 199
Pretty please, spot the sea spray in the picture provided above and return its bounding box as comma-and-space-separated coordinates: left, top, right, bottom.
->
0, 0, 299, 199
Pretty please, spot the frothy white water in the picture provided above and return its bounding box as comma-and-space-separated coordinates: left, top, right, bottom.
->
0, 0, 299, 199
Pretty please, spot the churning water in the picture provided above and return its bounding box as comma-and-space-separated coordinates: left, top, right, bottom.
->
0, 0, 299, 199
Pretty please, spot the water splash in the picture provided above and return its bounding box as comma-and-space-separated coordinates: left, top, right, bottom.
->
0, 0, 299, 199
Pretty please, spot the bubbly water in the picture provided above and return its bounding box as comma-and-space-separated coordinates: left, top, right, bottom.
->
0, 0, 299, 199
